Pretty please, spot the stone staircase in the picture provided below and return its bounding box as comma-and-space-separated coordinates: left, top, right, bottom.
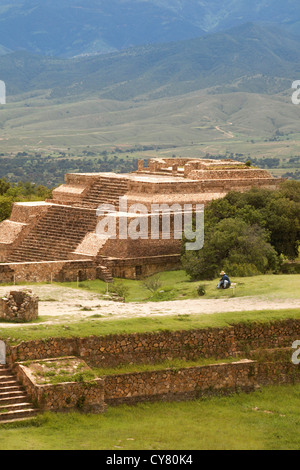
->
7, 204, 98, 263
80, 177, 129, 208
0, 364, 38, 424
98, 265, 114, 283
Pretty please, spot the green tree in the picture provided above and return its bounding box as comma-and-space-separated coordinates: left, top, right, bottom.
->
182, 216, 279, 280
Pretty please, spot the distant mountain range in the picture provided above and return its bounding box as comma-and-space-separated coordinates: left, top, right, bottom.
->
1, 23, 300, 101
0, 0, 300, 58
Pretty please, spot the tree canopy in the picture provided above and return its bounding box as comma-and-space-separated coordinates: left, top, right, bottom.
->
0, 178, 52, 223
181, 181, 300, 280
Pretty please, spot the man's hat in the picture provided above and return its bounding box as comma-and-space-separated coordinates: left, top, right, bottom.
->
220, 271, 225, 275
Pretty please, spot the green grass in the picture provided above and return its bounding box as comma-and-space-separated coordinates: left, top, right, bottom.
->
92, 357, 242, 377
1, 308, 299, 345
0, 384, 299, 450
25, 357, 242, 384
57, 272, 300, 302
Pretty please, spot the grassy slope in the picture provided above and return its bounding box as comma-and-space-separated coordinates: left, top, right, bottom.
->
61, 272, 300, 302
1, 89, 300, 155
0, 384, 299, 450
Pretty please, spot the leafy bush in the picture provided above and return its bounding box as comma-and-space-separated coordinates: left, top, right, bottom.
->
223, 263, 260, 277
142, 274, 163, 293
110, 281, 130, 301
197, 285, 206, 296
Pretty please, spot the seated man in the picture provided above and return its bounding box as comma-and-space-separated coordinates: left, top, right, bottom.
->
217, 271, 231, 289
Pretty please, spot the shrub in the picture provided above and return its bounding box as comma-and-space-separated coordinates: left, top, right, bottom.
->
197, 285, 206, 296
110, 281, 130, 301
223, 263, 260, 277
142, 274, 163, 293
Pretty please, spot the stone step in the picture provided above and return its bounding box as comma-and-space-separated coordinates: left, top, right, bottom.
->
0, 370, 12, 377
0, 389, 26, 400
7, 203, 98, 262
0, 366, 39, 424
0, 394, 29, 406
0, 385, 23, 393
0, 372, 11, 378
0, 416, 39, 425
0, 380, 20, 388
0, 408, 38, 423
0, 402, 34, 413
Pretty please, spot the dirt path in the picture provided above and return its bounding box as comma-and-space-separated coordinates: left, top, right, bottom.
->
215, 126, 234, 138
0, 284, 299, 328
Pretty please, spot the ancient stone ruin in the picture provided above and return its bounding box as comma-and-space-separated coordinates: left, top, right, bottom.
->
0, 158, 282, 283
0, 289, 39, 322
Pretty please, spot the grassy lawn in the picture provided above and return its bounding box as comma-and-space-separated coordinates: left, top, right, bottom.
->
1, 308, 299, 344
0, 384, 299, 450
57, 271, 300, 302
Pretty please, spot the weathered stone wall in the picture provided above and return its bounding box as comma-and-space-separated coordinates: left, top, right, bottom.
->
15, 361, 106, 413
103, 360, 300, 406
0, 290, 38, 322
5, 319, 300, 411
15, 355, 300, 410
6, 327, 237, 367
0, 259, 99, 284
233, 320, 300, 351
6, 319, 300, 367
189, 168, 273, 180
109, 254, 181, 279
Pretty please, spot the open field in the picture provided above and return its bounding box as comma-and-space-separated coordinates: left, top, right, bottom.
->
64, 271, 300, 302
0, 272, 299, 342
0, 384, 299, 450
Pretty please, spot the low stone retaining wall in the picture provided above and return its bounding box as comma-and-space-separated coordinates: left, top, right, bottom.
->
103, 360, 300, 406
15, 358, 106, 413
5, 319, 300, 368
6, 328, 238, 366
233, 319, 300, 351
14, 356, 300, 411
4, 318, 300, 412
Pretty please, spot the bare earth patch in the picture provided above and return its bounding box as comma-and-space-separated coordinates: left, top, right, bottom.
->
0, 284, 299, 328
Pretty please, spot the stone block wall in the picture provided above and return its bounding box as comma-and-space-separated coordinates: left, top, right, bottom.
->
15, 360, 106, 413
103, 360, 300, 406
108, 254, 181, 279
4, 319, 300, 411
6, 319, 300, 368
233, 319, 300, 351
104, 360, 256, 405
189, 168, 272, 180
0, 289, 38, 322
6, 327, 238, 367
0, 259, 99, 284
